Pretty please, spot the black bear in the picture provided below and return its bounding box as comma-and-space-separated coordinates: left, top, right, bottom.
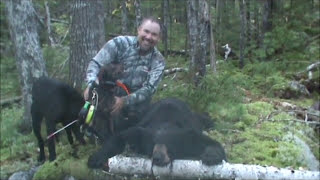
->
31, 77, 86, 162
87, 98, 226, 169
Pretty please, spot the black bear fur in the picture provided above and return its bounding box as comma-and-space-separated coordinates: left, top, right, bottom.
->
87, 98, 226, 168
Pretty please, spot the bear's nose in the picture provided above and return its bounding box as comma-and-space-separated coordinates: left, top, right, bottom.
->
152, 152, 167, 166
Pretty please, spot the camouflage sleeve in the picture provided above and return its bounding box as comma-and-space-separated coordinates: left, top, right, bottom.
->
85, 38, 119, 85
123, 52, 165, 105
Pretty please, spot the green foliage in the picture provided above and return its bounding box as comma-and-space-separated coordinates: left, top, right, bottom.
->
276, 141, 304, 167
264, 26, 308, 56
33, 161, 65, 180
242, 61, 296, 97
1, 105, 24, 149
42, 45, 69, 80
33, 144, 102, 180
0, 56, 20, 98
52, 17, 69, 40
0, 105, 38, 179
155, 62, 247, 123
0, 2, 13, 57
246, 101, 273, 117
225, 116, 310, 168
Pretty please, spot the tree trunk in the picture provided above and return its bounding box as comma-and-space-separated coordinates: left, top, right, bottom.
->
239, 0, 247, 68
105, 0, 112, 29
209, 7, 217, 72
69, 0, 106, 90
198, 0, 209, 76
44, 1, 55, 46
187, 0, 211, 85
215, 0, 225, 48
253, 0, 261, 49
162, 0, 169, 57
186, 0, 199, 84
134, 0, 142, 29
121, 0, 129, 35
260, 0, 273, 49
245, 0, 251, 47
186, 0, 197, 66
5, 0, 47, 133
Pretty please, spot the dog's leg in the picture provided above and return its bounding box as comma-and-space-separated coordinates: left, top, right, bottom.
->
46, 118, 57, 161
31, 107, 45, 162
71, 123, 86, 144
64, 125, 74, 145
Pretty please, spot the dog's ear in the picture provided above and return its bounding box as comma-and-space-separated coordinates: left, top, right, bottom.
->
109, 63, 124, 80
98, 63, 124, 82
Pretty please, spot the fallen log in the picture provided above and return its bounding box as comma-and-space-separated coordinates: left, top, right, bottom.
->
107, 155, 320, 180
163, 67, 188, 76
0, 96, 22, 106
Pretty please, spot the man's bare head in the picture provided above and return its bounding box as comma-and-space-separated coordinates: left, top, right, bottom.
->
137, 17, 161, 52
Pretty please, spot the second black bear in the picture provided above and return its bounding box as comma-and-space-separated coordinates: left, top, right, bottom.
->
88, 98, 226, 168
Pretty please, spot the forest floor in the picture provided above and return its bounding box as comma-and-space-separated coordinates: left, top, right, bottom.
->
1, 57, 319, 180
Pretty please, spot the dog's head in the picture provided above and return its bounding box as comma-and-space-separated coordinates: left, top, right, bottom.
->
87, 63, 124, 140
97, 63, 124, 87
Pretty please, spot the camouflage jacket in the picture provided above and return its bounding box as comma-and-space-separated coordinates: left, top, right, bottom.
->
86, 36, 165, 106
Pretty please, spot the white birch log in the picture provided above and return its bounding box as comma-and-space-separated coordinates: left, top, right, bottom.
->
108, 155, 320, 180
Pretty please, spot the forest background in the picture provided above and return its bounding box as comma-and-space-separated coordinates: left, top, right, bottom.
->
0, 0, 319, 179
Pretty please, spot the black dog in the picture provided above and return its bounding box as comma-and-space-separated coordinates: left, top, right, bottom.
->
79, 63, 125, 142
31, 77, 85, 162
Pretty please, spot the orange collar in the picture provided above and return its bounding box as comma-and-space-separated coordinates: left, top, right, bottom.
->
116, 80, 130, 95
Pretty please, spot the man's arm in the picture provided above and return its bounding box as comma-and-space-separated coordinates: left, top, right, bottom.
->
85, 38, 119, 85
123, 53, 165, 106
84, 37, 120, 100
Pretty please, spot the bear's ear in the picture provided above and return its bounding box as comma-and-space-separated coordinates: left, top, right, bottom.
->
152, 144, 171, 166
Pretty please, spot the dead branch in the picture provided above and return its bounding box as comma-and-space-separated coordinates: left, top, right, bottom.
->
269, 118, 320, 125
45, 1, 56, 46
51, 57, 69, 78
1, 96, 22, 106
164, 67, 188, 76
296, 61, 320, 78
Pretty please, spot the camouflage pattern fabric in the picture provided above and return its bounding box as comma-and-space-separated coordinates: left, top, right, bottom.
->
86, 36, 165, 106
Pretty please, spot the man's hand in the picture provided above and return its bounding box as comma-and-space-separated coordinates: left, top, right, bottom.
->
112, 96, 124, 114
83, 79, 99, 100
83, 86, 90, 101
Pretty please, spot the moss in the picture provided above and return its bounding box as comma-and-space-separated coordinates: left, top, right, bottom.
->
270, 82, 287, 93
241, 112, 259, 125
227, 121, 291, 167
271, 112, 294, 121
246, 101, 274, 117
276, 141, 305, 168
33, 144, 100, 180
33, 161, 65, 180
294, 98, 315, 108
